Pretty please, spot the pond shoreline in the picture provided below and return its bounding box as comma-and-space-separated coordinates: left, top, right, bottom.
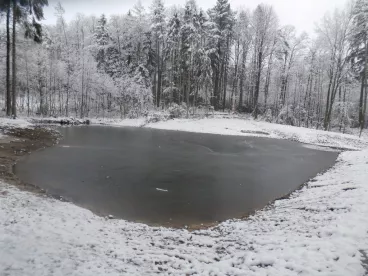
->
0, 125, 223, 230
0, 126, 59, 194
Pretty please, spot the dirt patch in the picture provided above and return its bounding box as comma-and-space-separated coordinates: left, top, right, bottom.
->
0, 126, 59, 193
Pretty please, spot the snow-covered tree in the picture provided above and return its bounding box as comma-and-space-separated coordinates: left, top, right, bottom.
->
251, 4, 278, 118
350, 0, 368, 133
150, 0, 166, 107
207, 0, 235, 110
316, 5, 353, 130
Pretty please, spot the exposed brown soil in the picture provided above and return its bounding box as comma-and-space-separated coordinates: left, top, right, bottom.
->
0, 126, 59, 193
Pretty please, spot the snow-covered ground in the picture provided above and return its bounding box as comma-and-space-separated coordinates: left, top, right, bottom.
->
146, 118, 368, 150
1, 117, 368, 275
0, 117, 32, 129
91, 117, 146, 127
0, 118, 33, 139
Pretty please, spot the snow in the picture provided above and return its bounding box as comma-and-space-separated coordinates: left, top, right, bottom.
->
1, 117, 368, 275
91, 117, 146, 127
0, 118, 33, 139
0, 117, 33, 129
146, 118, 368, 150
156, 188, 169, 192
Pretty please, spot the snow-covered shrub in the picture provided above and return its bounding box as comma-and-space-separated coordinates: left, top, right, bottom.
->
145, 111, 170, 124
330, 102, 351, 129
264, 109, 273, 122
167, 103, 187, 118
115, 73, 153, 118
278, 105, 297, 126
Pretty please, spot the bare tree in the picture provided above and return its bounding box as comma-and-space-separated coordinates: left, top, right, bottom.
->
317, 6, 353, 130
251, 4, 278, 118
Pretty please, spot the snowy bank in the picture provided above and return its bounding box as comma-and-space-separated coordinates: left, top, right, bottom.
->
90, 117, 146, 127
29, 117, 91, 125
146, 118, 368, 150
6, 116, 367, 150
0, 117, 33, 129
0, 118, 33, 140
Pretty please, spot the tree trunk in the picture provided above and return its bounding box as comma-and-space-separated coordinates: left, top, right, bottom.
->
153, 68, 157, 106
238, 44, 248, 110
306, 75, 314, 128
186, 46, 192, 118
253, 51, 262, 119
222, 39, 230, 111
39, 66, 44, 115
222, 51, 229, 112
339, 83, 346, 132
80, 27, 85, 118
264, 50, 274, 109
25, 51, 30, 116
66, 73, 70, 116
360, 39, 368, 136
323, 71, 333, 130
238, 75, 244, 110
280, 61, 287, 107
212, 41, 221, 110
231, 39, 240, 112
12, 0, 17, 117
213, 69, 219, 109
359, 73, 365, 130
6, 4, 11, 116
222, 66, 228, 111
156, 39, 161, 108
218, 46, 226, 110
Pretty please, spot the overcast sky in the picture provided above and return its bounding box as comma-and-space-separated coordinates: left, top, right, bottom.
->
43, 0, 348, 35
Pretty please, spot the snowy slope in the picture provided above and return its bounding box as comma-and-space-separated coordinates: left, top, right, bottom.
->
0, 118, 32, 129
147, 118, 368, 150
91, 117, 146, 127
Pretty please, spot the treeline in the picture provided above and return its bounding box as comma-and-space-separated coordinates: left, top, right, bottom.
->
0, 0, 48, 117
0, 0, 367, 133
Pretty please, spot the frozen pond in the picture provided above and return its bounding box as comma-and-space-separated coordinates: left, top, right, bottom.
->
14, 126, 338, 226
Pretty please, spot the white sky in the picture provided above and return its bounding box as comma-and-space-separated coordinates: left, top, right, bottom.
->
43, 0, 349, 35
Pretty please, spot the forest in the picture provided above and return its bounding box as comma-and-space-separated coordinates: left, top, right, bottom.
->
0, 0, 367, 133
